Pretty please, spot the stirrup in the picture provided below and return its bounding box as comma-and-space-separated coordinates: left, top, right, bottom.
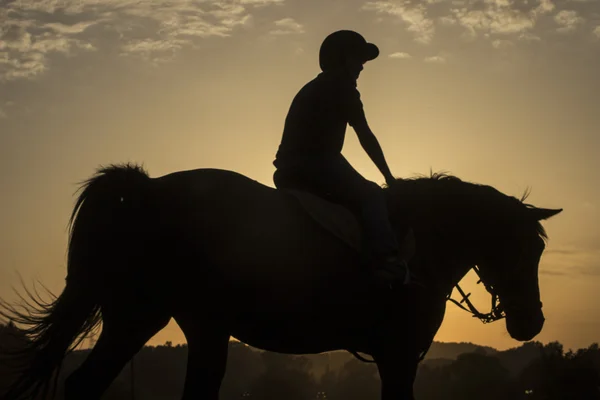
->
374, 258, 410, 288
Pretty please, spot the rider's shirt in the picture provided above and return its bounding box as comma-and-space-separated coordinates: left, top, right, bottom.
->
274, 71, 366, 169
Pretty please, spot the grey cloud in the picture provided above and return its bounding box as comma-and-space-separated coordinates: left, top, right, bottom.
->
43, 21, 98, 34
362, 1, 435, 44
364, 0, 600, 53
533, 0, 556, 16
0, 14, 97, 81
238, 0, 284, 5
554, 10, 585, 32
518, 32, 542, 41
119, 37, 187, 64
541, 265, 600, 277
389, 51, 412, 59
450, 6, 536, 37
210, 3, 246, 19
546, 248, 579, 255
543, 246, 600, 278
540, 268, 568, 276
0, 0, 286, 81
269, 18, 304, 35
439, 15, 458, 26
424, 54, 446, 63
361, 0, 556, 44
492, 38, 514, 48
572, 264, 600, 277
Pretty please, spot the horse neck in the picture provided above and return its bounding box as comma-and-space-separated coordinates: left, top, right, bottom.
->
416, 240, 476, 299
386, 180, 485, 295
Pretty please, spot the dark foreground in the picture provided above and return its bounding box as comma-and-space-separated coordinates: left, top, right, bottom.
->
1, 323, 598, 400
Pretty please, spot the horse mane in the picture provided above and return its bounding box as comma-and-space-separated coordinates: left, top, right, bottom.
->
387, 171, 548, 241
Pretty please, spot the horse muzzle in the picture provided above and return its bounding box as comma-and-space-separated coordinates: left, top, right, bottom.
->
505, 305, 545, 341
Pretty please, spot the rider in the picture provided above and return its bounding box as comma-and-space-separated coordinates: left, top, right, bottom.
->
273, 30, 410, 287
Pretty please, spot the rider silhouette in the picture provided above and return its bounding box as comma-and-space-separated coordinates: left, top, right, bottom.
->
273, 30, 409, 287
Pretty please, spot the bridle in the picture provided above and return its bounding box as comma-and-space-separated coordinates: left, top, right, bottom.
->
448, 235, 544, 324
447, 265, 506, 324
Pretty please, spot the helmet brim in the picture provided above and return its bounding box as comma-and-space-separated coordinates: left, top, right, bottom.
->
361, 42, 379, 63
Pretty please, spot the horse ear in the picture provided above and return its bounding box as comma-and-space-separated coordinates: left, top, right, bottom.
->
529, 207, 563, 221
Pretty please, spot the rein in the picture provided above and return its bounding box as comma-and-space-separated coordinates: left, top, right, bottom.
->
349, 266, 506, 365
447, 265, 505, 324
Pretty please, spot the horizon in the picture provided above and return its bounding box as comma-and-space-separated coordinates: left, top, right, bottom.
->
1, 0, 599, 352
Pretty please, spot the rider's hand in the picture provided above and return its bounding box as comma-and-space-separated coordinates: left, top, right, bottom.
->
385, 174, 396, 187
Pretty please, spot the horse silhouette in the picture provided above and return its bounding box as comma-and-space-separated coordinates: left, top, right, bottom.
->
0, 164, 562, 400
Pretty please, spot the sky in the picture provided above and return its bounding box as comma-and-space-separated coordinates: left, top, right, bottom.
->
0, 0, 599, 352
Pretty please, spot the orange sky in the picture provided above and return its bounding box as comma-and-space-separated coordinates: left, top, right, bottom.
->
0, 0, 599, 351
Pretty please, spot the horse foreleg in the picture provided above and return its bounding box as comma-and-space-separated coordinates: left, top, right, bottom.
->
373, 328, 420, 400
64, 315, 169, 400
376, 356, 419, 400
177, 319, 230, 400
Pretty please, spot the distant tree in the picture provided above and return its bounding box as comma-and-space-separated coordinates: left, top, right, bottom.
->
416, 351, 514, 400
220, 342, 264, 400
326, 358, 379, 400
249, 352, 318, 400
518, 342, 600, 400
496, 341, 544, 377
317, 364, 338, 399
448, 352, 514, 400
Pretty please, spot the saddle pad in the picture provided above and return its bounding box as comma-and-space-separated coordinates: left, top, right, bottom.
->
286, 190, 362, 251
286, 190, 417, 260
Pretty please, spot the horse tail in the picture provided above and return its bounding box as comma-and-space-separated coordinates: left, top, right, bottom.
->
0, 163, 152, 400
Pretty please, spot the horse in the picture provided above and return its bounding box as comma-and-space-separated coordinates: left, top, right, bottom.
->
0, 164, 562, 400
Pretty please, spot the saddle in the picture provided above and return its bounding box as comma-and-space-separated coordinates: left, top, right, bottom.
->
286, 190, 415, 260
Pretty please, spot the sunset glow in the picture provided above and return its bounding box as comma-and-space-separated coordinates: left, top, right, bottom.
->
1, 0, 598, 351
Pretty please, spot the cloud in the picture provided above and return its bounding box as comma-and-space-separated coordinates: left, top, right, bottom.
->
389, 51, 412, 59
0, 15, 100, 81
532, 0, 556, 17
238, 0, 284, 5
269, 18, 305, 35
0, 0, 286, 81
518, 32, 542, 42
120, 38, 187, 64
424, 55, 446, 63
492, 39, 514, 49
451, 7, 535, 37
43, 21, 98, 35
540, 268, 567, 276
0, 107, 6, 119
439, 15, 457, 26
362, 1, 435, 44
594, 26, 600, 38
448, 0, 559, 40
554, 10, 585, 33
540, 264, 600, 277
543, 247, 600, 278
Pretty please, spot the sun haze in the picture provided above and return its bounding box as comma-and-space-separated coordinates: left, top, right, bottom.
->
0, 0, 598, 351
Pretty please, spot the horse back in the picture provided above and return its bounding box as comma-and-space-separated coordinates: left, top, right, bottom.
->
151, 168, 366, 296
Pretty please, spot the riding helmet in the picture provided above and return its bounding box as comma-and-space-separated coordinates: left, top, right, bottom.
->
319, 30, 380, 72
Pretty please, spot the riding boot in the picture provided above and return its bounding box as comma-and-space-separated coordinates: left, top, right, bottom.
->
373, 255, 411, 290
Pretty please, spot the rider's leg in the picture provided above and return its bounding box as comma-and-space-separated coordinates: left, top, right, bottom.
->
304, 156, 409, 285
342, 172, 410, 286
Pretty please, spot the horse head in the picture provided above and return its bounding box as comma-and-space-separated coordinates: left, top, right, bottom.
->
387, 175, 562, 342
474, 206, 562, 341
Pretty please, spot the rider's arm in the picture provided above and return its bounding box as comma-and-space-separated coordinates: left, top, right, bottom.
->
353, 118, 395, 185
345, 88, 395, 184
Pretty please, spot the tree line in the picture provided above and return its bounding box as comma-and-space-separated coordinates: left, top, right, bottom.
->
1, 323, 599, 399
